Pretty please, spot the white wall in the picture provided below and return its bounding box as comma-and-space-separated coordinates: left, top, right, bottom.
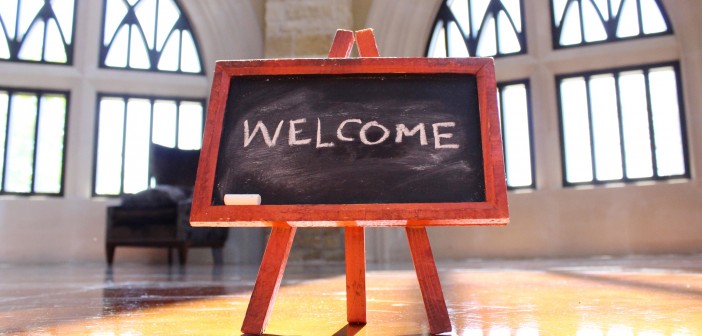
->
365, 0, 702, 261
1, 0, 700, 265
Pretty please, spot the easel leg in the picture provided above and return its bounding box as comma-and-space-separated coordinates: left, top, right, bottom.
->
241, 226, 297, 335
406, 227, 452, 334
345, 227, 366, 324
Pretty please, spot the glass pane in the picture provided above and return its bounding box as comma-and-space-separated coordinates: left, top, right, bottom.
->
0, 39, 9, 59
648, 67, 685, 176
640, 0, 667, 34
52, 0, 75, 44
44, 20, 67, 63
449, 0, 470, 36
501, 0, 522, 32
152, 100, 177, 148
428, 22, 447, 58
105, 25, 129, 68
34, 95, 66, 193
103, 0, 128, 45
560, 77, 593, 183
17, 0, 43, 40
447, 21, 469, 57
180, 31, 201, 73
0, 0, 18, 39
157, 30, 180, 71
95, 98, 126, 195
156, 0, 179, 51
552, 0, 569, 25
122, 99, 151, 194
560, 2, 583, 46
618, 71, 653, 179
135, 0, 157, 49
470, 0, 491, 37
475, 14, 497, 56
501, 84, 532, 187
616, 0, 640, 38
128, 24, 151, 69
582, 0, 607, 42
592, 0, 610, 20
17, 20, 44, 61
497, 11, 521, 54
589, 75, 623, 181
610, 0, 623, 17
5, 93, 38, 193
0, 92, 8, 188
178, 102, 202, 150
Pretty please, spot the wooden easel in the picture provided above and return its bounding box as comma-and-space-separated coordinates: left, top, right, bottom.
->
240, 29, 452, 335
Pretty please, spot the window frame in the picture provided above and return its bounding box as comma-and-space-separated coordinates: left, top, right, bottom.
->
497, 79, 536, 190
98, 0, 205, 74
0, 86, 70, 196
92, 92, 206, 197
556, 61, 689, 187
425, 0, 528, 58
550, 0, 674, 50
0, 0, 78, 65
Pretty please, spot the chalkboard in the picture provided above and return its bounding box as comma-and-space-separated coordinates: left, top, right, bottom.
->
191, 57, 508, 226
212, 73, 484, 205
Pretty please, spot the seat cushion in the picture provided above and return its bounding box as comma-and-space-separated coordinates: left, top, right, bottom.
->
120, 185, 189, 208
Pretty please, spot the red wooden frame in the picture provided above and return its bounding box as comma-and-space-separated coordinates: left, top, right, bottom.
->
191, 57, 507, 228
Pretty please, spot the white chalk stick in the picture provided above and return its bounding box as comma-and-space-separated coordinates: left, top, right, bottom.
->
224, 194, 261, 205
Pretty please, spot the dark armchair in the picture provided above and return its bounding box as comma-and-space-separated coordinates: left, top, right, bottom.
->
105, 144, 228, 265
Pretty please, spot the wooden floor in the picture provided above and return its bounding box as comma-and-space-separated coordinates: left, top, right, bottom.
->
1, 255, 701, 335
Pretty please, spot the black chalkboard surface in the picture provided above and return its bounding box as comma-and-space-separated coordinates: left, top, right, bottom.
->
212, 73, 484, 205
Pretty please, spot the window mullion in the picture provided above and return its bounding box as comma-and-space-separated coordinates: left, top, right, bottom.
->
577, 0, 586, 44
119, 98, 128, 195
613, 72, 628, 182
177, 30, 183, 72
493, 5, 502, 54
635, 0, 644, 36
41, 17, 49, 62
147, 98, 154, 186
30, 92, 42, 193
642, 67, 659, 178
584, 75, 598, 183
1, 92, 12, 190
175, 99, 181, 149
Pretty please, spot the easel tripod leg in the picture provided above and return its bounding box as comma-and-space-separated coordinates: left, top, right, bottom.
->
345, 227, 366, 324
241, 226, 297, 335
406, 227, 452, 334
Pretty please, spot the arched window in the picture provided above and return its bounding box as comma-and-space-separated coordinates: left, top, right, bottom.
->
0, 0, 75, 196
427, 0, 534, 189
553, 1, 686, 185
428, 0, 688, 188
99, 0, 203, 73
0, 0, 76, 64
427, 0, 526, 58
552, 0, 672, 47
93, 0, 207, 196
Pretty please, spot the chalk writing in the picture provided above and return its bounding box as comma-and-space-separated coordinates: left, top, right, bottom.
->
243, 119, 459, 149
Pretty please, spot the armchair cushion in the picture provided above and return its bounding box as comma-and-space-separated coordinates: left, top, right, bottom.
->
119, 185, 189, 208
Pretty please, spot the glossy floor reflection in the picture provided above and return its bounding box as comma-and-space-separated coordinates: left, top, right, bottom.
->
1, 255, 701, 335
